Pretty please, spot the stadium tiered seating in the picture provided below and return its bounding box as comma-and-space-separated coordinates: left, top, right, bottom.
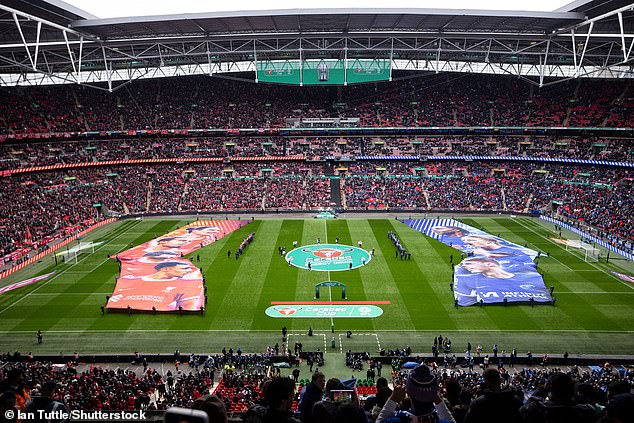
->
2, 75, 634, 133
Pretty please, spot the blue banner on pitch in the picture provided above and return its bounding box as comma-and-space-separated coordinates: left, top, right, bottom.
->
404, 219, 552, 306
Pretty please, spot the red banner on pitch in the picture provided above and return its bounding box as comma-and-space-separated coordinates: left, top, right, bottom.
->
107, 220, 247, 312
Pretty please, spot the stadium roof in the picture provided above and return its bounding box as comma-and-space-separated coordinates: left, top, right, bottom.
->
70, 8, 584, 39
0, 0, 632, 89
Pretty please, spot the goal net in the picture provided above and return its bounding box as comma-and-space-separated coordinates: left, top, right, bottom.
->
56, 242, 96, 264
565, 240, 600, 262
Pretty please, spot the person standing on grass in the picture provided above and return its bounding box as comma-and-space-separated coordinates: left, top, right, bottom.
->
36, 330, 42, 344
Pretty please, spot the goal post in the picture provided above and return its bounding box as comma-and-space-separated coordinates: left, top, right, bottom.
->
581, 243, 600, 263
56, 241, 96, 264
565, 239, 599, 262
57, 248, 79, 264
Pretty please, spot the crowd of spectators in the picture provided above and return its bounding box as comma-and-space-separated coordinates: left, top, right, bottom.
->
342, 161, 634, 247
1, 74, 634, 134
1, 158, 633, 262
1, 353, 632, 423
0, 135, 632, 171
0, 162, 331, 259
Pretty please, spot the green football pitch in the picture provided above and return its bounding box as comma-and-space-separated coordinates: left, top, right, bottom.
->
0, 216, 633, 355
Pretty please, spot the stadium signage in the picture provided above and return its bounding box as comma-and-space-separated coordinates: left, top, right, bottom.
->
265, 305, 383, 318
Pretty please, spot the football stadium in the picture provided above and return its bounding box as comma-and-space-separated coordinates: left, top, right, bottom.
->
0, 0, 633, 421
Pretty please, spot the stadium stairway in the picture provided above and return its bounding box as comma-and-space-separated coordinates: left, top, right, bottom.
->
146, 181, 152, 212
329, 178, 342, 208
325, 164, 343, 208
524, 193, 534, 213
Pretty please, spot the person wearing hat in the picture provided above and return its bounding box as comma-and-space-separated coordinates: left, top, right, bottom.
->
376, 364, 455, 423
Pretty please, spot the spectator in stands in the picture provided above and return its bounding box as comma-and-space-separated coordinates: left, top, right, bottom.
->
243, 377, 299, 423
312, 378, 360, 423
333, 402, 369, 423
299, 372, 325, 423
599, 393, 634, 423
191, 395, 228, 423
463, 368, 522, 423
0, 369, 29, 411
25, 381, 69, 423
376, 364, 455, 423
369, 387, 393, 422
0, 391, 16, 423
520, 372, 597, 423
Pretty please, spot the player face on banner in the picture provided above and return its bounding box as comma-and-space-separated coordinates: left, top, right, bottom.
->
431, 226, 472, 239
138, 250, 181, 263
455, 257, 548, 305
148, 226, 222, 255
459, 257, 514, 279
460, 235, 535, 258
151, 236, 191, 250
108, 220, 246, 311
409, 221, 551, 306
142, 261, 201, 282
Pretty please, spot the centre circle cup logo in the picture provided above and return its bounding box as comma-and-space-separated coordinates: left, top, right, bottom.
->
313, 248, 343, 259
278, 307, 297, 315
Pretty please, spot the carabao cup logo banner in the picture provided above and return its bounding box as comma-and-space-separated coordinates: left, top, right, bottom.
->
107, 220, 247, 312
265, 305, 383, 318
286, 244, 371, 272
404, 219, 552, 306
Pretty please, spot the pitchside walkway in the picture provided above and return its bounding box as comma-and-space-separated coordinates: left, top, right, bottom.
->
9, 351, 634, 377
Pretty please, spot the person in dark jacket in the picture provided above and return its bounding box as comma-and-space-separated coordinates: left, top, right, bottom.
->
25, 381, 69, 423
600, 393, 634, 423
463, 368, 523, 423
312, 378, 346, 423
519, 373, 597, 423
299, 372, 325, 423
191, 394, 228, 423
243, 377, 299, 423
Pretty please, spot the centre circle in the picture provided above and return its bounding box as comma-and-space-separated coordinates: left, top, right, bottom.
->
285, 244, 372, 272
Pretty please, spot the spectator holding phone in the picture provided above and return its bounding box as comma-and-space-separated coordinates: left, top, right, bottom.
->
313, 378, 367, 423
376, 364, 455, 423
